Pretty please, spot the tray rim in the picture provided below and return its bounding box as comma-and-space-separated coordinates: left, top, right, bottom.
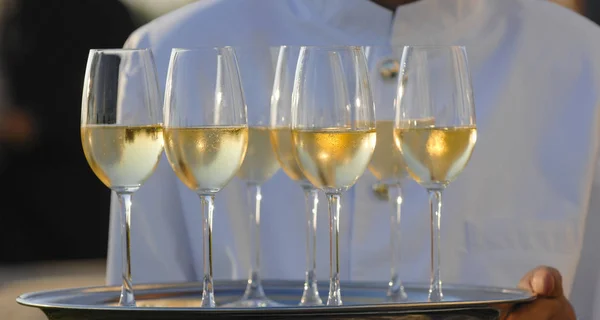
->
16, 279, 536, 314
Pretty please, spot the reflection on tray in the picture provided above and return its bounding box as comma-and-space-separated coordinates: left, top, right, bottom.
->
17, 281, 533, 319
132, 299, 202, 308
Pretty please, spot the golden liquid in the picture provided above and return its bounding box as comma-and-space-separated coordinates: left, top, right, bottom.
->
236, 127, 280, 184
292, 128, 376, 191
81, 125, 164, 190
270, 127, 308, 183
369, 119, 435, 183
394, 126, 477, 187
164, 126, 248, 193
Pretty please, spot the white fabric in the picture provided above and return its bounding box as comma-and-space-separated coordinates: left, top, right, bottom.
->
105, 0, 600, 318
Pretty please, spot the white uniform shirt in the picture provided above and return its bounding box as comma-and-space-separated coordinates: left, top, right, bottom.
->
105, 0, 600, 318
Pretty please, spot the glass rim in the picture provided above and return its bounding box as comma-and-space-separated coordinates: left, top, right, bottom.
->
169, 45, 467, 52
298, 45, 364, 50
172, 45, 287, 53
173, 45, 364, 50
171, 46, 236, 52
89, 48, 152, 54
401, 45, 467, 50
362, 44, 466, 48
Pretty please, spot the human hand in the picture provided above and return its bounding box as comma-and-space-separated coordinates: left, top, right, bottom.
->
507, 266, 576, 320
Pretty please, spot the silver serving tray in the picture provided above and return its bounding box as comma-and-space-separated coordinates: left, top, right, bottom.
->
17, 280, 534, 319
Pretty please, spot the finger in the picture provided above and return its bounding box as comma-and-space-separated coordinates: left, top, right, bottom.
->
517, 269, 536, 292
518, 266, 563, 298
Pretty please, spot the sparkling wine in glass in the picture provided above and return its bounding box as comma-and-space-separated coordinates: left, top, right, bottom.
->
365, 45, 439, 302
81, 49, 163, 306
221, 46, 282, 308
270, 45, 322, 306
163, 47, 248, 308
394, 45, 477, 302
292, 46, 376, 306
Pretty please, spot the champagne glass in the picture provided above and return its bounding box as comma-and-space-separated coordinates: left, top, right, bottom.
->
365, 45, 438, 302
80, 49, 163, 306
292, 46, 376, 306
163, 47, 248, 308
394, 46, 477, 302
222, 46, 282, 308
270, 45, 322, 306
364, 45, 408, 302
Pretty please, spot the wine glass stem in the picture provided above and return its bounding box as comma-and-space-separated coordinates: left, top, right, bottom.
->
387, 183, 407, 301
242, 183, 266, 300
199, 194, 216, 307
300, 186, 322, 306
326, 193, 342, 306
117, 192, 135, 307
428, 189, 443, 302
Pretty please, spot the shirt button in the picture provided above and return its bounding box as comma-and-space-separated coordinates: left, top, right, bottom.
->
378, 58, 400, 80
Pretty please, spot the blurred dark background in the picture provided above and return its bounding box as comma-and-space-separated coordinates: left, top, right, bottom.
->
0, 0, 195, 265
590, 0, 600, 23
0, 0, 137, 264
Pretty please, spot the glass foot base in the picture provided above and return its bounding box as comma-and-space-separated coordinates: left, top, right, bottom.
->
387, 275, 408, 303
221, 298, 284, 308
299, 297, 323, 306
386, 287, 408, 303
300, 288, 323, 306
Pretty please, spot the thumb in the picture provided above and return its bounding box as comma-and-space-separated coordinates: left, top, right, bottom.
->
518, 266, 564, 298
